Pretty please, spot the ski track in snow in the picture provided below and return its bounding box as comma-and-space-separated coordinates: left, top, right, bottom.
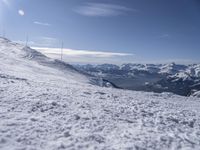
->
0, 38, 200, 150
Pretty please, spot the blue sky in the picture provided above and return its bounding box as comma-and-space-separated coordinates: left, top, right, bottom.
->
0, 0, 200, 64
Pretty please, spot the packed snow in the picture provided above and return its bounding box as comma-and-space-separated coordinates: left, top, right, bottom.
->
1, 38, 200, 150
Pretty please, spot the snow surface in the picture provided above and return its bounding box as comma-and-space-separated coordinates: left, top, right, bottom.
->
1, 38, 200, 150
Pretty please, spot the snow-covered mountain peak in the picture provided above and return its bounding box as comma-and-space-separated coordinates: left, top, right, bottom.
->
159, 63, 187, 74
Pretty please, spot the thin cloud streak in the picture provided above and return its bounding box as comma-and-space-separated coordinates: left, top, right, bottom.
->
34, 21, 51, 26
74, 3, 135, 17
32, 47, 133, 58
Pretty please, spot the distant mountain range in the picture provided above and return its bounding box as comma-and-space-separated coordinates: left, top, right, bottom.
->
74, 63, 200, 97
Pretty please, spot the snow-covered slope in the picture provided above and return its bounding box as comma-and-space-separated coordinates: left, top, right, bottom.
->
0, 38, 90, 84
1, 38, 200, 150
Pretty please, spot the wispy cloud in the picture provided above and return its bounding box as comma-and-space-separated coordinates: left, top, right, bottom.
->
32, 47, 133, 58
34, 21, 51, 26
14, 38, 134, 64
74, 3, 135, 17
